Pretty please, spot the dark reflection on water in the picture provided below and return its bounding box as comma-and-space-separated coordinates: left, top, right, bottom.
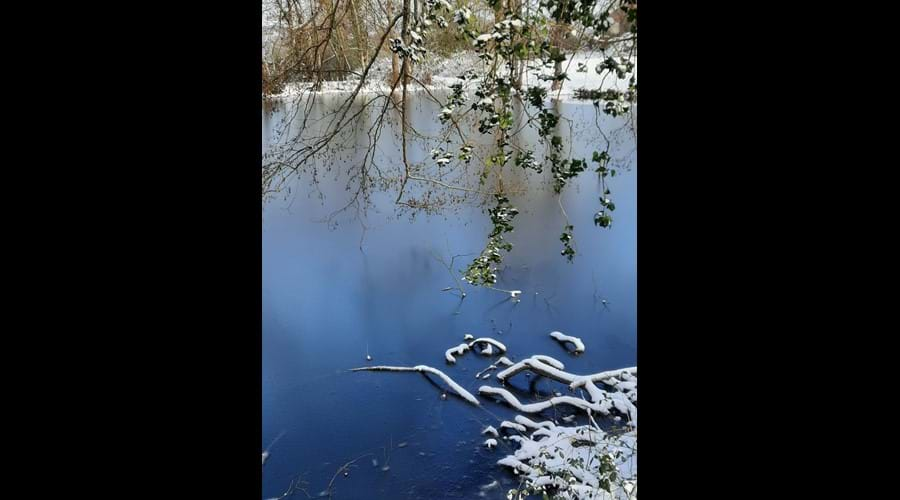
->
262, 93, 636, 499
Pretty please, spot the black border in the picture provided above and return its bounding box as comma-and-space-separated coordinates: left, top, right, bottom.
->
107, 3, 265, 496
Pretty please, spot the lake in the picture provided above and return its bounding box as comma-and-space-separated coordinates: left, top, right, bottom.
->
262, 91, 636, 499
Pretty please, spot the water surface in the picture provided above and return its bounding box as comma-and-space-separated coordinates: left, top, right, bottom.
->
262, 93, 636, 499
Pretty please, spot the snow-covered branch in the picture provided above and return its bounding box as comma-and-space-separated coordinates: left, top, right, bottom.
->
350, 365, 479, 405
550, 330, 586, 354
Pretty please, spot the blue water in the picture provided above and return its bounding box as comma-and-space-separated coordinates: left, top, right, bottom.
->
262, 94, 636, 499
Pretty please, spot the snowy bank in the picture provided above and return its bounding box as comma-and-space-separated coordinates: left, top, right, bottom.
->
267, 50, 635, 103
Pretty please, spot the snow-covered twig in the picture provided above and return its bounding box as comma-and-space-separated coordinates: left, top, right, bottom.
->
475, 355, 515, 379
445, 343, 470, 363
531, 354, 566, 369
497, 356, 513, 366
446, 337, 507, 365
497, 355, 634, 387
550, 330, 586, 354
467, 337, 507, 354
482, 356, 637, 423
515, 415, 556, 430
500, 421, 527, 433
486, 286, 523, 301
350, 365, 480, 406
479, 386, 608, 414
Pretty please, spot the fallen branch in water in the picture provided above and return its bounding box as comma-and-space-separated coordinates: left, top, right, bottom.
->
497, 355, 633, 387
484, 355, 637, 423
350, 365, 479, 406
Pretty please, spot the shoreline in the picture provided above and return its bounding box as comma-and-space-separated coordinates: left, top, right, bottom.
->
264, 51, 635, 103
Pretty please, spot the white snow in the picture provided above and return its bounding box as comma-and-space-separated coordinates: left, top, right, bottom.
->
496, 422, 637, 499
484, 438, 498, 449
445, 337, 507, 363
467, 337, 507, 354
475, 364, 497, 379
515, 415, 556, 430
267, 49, 635, 103
482, 425, 499, 437
479, 480, 499, 491
445, 342, 470, 364
475, 355, 516, 379
532, 354, 565, 370
550, 331, 586, 354
480, 386, 605, 414
500, 421, 527, 433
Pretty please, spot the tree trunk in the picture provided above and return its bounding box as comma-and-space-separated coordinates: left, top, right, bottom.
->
401, 0, 411, 85
348, 0, 367, 67
509, 0, 524, 90
550, 23, 565, 91
388, 0, 400, 85
551, 60, 562, 91
407, 0, 417, 84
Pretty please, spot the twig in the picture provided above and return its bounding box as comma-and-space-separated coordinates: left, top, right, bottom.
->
325, 454, 373, 499
350, 365, 480, 405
